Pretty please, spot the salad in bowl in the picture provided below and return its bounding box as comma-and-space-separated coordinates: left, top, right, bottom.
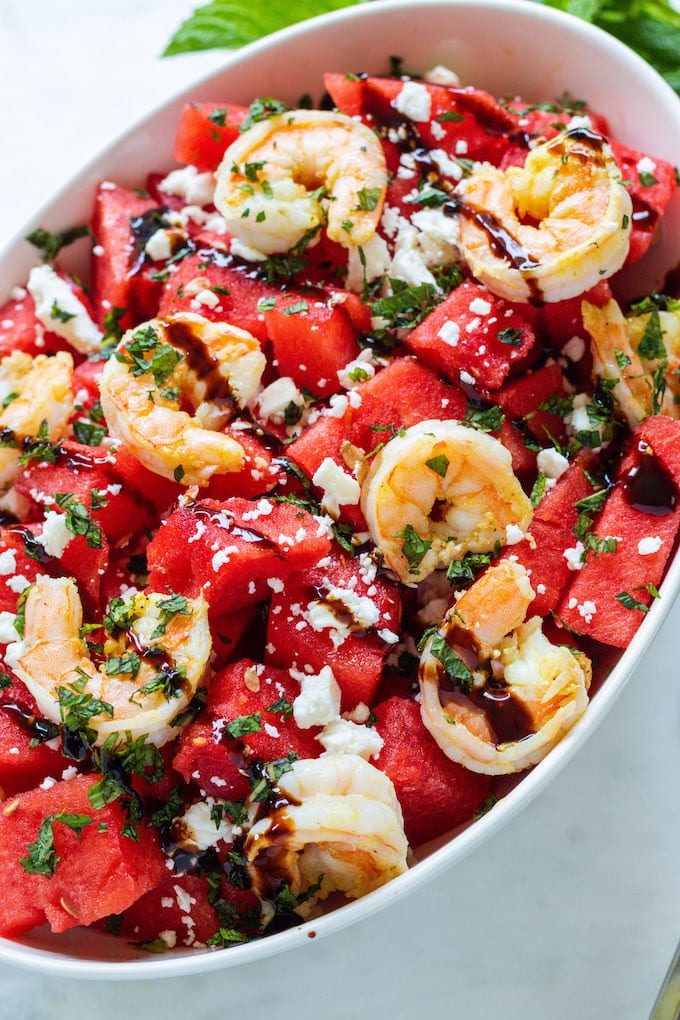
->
1, 0, 680, 976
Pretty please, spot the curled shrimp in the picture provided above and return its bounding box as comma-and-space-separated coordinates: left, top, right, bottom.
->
583, 297, 680, 427
360, 419, 532, 585
455, 128, 632, 303
245, 755, 408, 913
214, 109, 388, 255
0, 350, 73, 492
8, 576, 211, 747
99, 312, 265, 486
419, 560, 591, 775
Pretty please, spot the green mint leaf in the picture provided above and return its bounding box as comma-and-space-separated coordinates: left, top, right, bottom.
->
395, 523, 432, 573
425, 454, 450, 478
615, 590, 650, 613
223, 712, 263, 740
535, 0, 680, 98
429, 633, 474, 694
163, 1, 366, 56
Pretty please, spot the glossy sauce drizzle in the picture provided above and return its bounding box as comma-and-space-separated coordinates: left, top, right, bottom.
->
623, 444, 677, 516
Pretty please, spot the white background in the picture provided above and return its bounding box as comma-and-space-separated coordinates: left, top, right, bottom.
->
1, 1, 680, 1017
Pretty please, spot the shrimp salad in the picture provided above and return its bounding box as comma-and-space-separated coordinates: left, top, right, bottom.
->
0, 63, 678, 953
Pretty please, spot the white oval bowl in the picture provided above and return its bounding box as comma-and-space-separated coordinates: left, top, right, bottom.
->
2, 0, 680, 979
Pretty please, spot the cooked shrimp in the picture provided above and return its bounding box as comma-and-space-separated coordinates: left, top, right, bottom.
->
99, 312, 265, 486
8, 577, 211, 747
455, 128, 632, 303
419, 560, 591, 774
214, 109, 388, 255
0, 350, 73, 492
245, 755, 408, 914
583, 297, 680, 427
360, 419, 532, 584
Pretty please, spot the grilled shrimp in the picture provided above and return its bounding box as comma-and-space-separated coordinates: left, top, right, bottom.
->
245, 755, 408, 913
8, 577, 211, 747
0, 350, 73, 492
214, 109, 388, 255
419, 560, 591, 774
360, 420, 532, 584
99, 312, 265, 486
455, 128, 632, 303
583, 297, 680, 427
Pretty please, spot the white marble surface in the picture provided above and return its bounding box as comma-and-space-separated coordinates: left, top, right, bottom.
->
1, 1, 680, 1017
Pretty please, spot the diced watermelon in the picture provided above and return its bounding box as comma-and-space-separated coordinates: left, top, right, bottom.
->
405, 280, 536, 390
0, 292, 76, 361
173, 659, 320, 800
90, 183, 164, 329
556, 417, 680, 645
173, 102, 249, 172
204, 426, 284, 502
0, 775, 167, 935
499, 452, 598, 617
0, 529, 44, 615
494, 362, 567, 446
210, 606, 258, 672
0, 680, 69, 797
266, 549, 402, 709
263, 294, 360, 399
14, 441, 180, 545
146, 497, 331, 613
610, 141, 677, 265
373, 696, 491, 847
158, 251, 276, 344
323, 72, 366, 118
108, 871, 259, 949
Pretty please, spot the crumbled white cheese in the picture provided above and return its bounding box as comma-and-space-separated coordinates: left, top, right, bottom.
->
0, 611, 19, 644
6, 574, 30, 594
563, 542, 585, 570
394, 80, 432, 122
638, 535, 663, 556
291, 665, 342, 729
505, 523, 525, 546
256, 376, 305, 424
312, 458, 361, 516
469, 297, 492, 316
636, 155, 657, 176
0, 549, 16, 575
337, 349, 377, 390
346, 232, 391, 292
211, 546, 239, 572
27, 265, 103, 354
159, 165, 215, 207
536, 447, 569, 480
562, 335, 586, 363
38, 510, 74, 558
145, 228, 174, 262
192, 288, 220, 309
317, 718, 384, 760
180, 799, 233, 850
425, 64, 460, 86
437, 320, 460, 347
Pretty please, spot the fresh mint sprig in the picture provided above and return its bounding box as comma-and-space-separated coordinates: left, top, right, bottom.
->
163, 0, 680, 99
162, 0, 368, 56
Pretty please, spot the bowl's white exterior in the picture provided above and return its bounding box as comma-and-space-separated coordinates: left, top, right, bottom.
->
2, 0, 680, 979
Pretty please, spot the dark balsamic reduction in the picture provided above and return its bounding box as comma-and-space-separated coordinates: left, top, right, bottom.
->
623, 446, 677, 516
164, 319, 236, 405
0, 700, 59, 743
62, 448, 111, 471
469, 683, 535, 744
